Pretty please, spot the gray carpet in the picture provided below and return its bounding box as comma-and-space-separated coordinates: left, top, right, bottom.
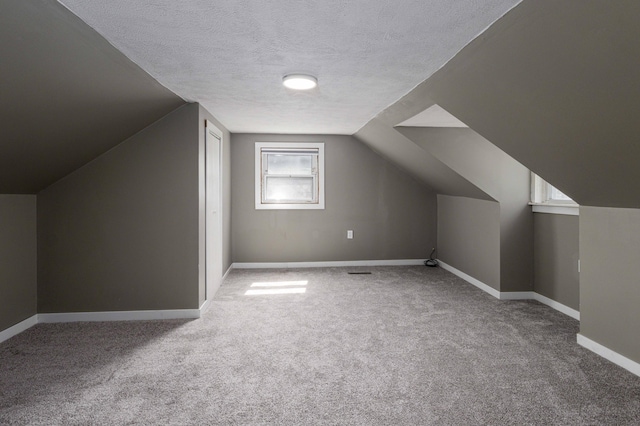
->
1, 266, 640, 425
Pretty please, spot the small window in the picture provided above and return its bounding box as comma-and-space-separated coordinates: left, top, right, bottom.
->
549, 186, 573, 202
530, 173, 578, 215
531, 173, 576, 205
255, 142, 324, 210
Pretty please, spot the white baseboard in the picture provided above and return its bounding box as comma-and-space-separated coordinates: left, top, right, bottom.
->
222, 265, 233, 281
199, 299, 211, 314
437, 259, 580, 320
577, 334, 640, 378
232, 259, 426, 269
437, 260, 501, 299
38, 308, 201, 323
1, 267, 228, 340
0, 315, 38, 344
533, 293, 580, 320
0, 263, 580, 344
500, 291, 535, 300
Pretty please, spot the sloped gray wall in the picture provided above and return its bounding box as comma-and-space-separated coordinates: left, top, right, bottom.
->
0, 0, 184, 194
0, 195, 37, 330
409, 0, 640, 365
424, 0, 640, 208
398, 127, 532, 292
355, 119, 492, 201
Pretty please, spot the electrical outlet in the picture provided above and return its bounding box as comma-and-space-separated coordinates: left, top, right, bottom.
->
347, 230, 353, 239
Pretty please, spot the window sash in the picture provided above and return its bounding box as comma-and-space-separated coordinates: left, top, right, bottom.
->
255, 143, 324, 209
262, 151, 318, 176
263, 175, 317, 204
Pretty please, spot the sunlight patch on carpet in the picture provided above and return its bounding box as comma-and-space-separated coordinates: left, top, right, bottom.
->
250, 280, 308, 288
245, 288, 307, 296
245, 280, 308, 295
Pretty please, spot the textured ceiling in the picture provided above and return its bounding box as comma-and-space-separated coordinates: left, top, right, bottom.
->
58, 0, 521, 134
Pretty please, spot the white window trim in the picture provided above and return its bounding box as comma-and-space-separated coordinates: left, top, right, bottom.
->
530, 172, 579, 216
529, 203, 579, 216
255, 142, 325, 210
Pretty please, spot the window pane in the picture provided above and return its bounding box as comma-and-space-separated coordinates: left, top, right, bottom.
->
550, 186, 572, 201
266, 154, 313, 175
264, 176, 315, 202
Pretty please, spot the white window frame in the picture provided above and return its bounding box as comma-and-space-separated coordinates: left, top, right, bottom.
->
530, 172, 579, 216
255, 142, 325, 210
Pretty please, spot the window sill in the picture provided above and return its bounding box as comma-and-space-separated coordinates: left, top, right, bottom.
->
529, 203, 579, 216
256, 203, 325, 210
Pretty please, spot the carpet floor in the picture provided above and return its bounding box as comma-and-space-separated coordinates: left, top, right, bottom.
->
1, 266, 639, 425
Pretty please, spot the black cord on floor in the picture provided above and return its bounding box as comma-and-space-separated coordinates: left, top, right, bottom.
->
424, 247, 439, 267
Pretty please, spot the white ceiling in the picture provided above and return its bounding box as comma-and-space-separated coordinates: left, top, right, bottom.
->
58, 0, 520, 134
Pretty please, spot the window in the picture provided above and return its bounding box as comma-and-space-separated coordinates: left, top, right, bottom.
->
255, 142, 324, 210
530, 173, 578, 215
549, 186, 572, 202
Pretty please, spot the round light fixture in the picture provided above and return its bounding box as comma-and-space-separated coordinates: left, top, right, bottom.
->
282, 74, 317, 90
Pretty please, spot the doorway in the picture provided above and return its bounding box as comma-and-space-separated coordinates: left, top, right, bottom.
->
205, 120, 223, 301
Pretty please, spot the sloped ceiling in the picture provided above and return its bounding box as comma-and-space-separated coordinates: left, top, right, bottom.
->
57, 0, 521, 134
396, 126, 528, 203
419, 0, 640, 208
0, 1, 184, 193
357, 0, 640, 208
356, 118, 493, 201
7, 0, 634, 208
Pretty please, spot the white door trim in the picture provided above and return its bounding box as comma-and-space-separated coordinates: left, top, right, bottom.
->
205, 120, 223, 301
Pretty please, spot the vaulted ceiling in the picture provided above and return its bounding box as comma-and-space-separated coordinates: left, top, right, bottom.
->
3, 0, 640, 209
56, 0, 522, 135
0, 1, 184, 193
362, 0, 640, 208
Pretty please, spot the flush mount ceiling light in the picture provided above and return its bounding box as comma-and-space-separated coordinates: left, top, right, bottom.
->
282, 74, 317, 90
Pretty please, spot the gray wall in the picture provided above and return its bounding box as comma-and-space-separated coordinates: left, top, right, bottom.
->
354, 119, 493, 201
0, 0, 184, 194
533, 213, 579, 310
198, 105, 232, 305
401, 0, 640, 366
0, 195, 37, 330
499, 201, 533, 292
38, 104, 201, 312
423, 0, 640, 208
397, 127, 526, 202
580, 207, 640, 362
399, 127, 532, 292
437, 195, 501, 290
231, 134, 437, 263
353, 0, 640, 368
